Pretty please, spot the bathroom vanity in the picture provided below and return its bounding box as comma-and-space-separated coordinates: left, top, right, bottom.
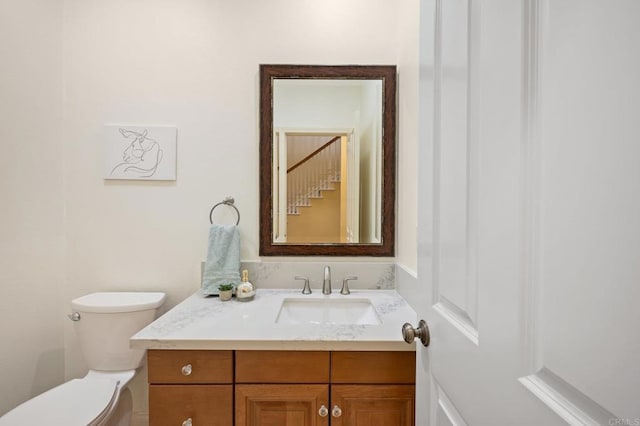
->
147, 349, 414, 425
131, 289, 417, 426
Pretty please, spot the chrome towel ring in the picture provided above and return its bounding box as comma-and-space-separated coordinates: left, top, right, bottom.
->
209, 196, 240, 225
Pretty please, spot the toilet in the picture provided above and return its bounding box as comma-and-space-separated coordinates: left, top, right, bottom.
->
0, 292, 166, 426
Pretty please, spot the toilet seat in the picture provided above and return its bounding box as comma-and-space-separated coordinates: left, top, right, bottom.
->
0, 370, 135, 426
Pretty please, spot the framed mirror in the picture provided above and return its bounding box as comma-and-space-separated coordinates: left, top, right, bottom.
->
259, 65, 396, 256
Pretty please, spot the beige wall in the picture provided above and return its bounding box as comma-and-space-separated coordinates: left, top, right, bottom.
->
62, 0, 417, 423
0, 0, 419, 421
0, 0, 65, 415
396, 0, 420, 274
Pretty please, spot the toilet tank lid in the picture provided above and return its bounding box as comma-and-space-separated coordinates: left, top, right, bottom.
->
71, 292, 166, 313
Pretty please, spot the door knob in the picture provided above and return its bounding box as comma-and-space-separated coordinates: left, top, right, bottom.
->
402, 319, 430, 347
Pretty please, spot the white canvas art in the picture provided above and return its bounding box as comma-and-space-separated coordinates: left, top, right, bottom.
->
104, 125, 177, 180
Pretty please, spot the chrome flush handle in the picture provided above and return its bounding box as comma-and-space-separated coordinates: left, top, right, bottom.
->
67, 312, 81, 321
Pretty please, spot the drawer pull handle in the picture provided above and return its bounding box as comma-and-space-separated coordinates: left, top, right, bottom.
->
318, 405, 328, 417
332, 405, 342, 417
181, 364, 192, 376
182, 418, 192, 426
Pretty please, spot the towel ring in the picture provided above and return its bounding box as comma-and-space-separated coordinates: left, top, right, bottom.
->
209, 196, 240, 225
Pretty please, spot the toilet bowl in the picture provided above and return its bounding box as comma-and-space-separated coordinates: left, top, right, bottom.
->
0, 292, 165, 426
0, 370, 134, 425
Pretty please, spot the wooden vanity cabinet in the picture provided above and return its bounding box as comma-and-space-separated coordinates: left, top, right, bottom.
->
235, 350, 415, 426
147, 349, 415, 426
235, 351, 331, 426
147, 350, 234, 426
330, 352, 415, 426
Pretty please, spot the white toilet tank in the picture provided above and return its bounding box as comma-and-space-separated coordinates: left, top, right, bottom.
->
71, 292, 166, 371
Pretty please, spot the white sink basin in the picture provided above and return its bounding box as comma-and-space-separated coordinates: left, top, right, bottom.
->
275, 298, 381, 325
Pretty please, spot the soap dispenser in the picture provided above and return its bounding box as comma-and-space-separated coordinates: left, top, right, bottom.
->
236, 269, 255, 301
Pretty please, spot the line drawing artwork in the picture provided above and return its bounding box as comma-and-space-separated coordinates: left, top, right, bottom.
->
110, 128, 163, 178
104, 125, 177, 181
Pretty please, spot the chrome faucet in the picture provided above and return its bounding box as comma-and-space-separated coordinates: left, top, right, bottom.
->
323, 266, 332, 295
341, 276, 358, 295
295, 276, 311, 294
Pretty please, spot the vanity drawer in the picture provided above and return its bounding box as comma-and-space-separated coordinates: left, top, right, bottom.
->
149, 384, 232, 426
331, 351, 416, 384
147, 350, 233, 384
236, 350, 330, 383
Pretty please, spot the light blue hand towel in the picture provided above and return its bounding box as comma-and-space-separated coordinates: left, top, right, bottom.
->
202, 224, 241, 295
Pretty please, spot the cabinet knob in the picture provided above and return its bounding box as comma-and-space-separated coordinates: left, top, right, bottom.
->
318, 405, 329, 417
182, 418, 192, 426
332, 405, 342, 417
181, 364, 193, 376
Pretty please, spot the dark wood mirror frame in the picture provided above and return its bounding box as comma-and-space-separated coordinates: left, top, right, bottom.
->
259, 64, 396, 256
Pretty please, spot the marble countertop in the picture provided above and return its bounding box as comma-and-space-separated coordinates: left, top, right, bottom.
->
131, 289, 417, 351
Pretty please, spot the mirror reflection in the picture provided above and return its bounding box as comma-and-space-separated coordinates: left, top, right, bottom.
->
272, 79, 383, 244
259, 65, 396, 256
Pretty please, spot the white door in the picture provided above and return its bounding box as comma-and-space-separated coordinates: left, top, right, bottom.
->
414, 1, 640, 425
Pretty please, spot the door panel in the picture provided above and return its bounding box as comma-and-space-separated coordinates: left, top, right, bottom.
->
432, 381, 467, 426
416, 0, 640, 424
518, 0, 640, 422
433, 0, 479, 343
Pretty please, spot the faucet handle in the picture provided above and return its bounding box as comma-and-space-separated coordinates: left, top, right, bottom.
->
295, 276, 311, 294
341, 276, 358, 295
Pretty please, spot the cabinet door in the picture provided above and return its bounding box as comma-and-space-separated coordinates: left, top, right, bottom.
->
235, 384, 329, 426
149, 384, 233, 426
330, 385, 415, 426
